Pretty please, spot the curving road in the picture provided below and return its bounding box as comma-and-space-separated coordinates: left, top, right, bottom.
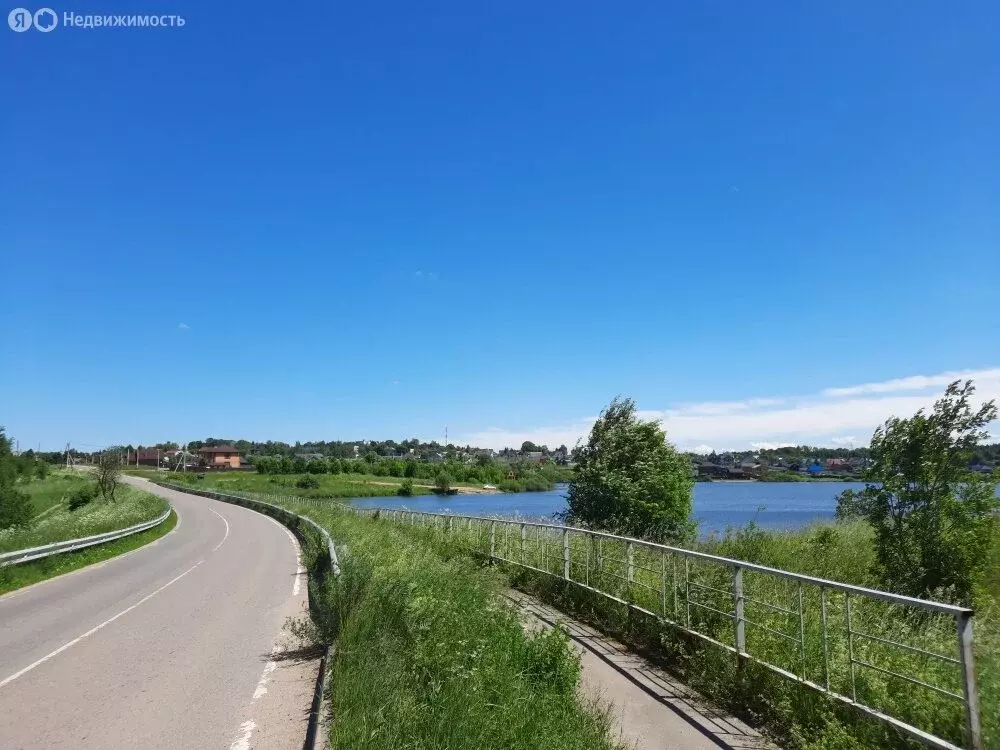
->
0, 478, 316, 749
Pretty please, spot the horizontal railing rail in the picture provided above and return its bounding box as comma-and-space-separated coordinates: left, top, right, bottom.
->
226, 490, 977, 750
0, 507, 172, 567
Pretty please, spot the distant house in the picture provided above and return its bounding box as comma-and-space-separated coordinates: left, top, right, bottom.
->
826, 458, 850, 471
199, 445, 242, 469
295, 453, 325, 461
970, 464, 994, 473
807, 463, 824, 475
427, 453, 445, 464
698, 463, 729, 479
523, 451, 544, 463
126, 449, 162, 467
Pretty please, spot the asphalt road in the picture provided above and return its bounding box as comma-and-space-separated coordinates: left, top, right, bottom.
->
0, 478, 315, 749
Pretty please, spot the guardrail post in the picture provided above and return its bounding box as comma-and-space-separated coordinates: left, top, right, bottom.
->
489, 521, 496, 562
520, 523, 526, 565
562, 529, 570, 580
957, 611, 982, 750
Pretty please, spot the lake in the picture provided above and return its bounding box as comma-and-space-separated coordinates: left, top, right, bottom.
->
352, 482, 1000, 536
351, 481, 868, 536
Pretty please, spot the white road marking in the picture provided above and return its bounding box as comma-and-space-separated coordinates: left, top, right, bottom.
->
229, 719, 257, 750
0, 498, 231, 690
205, 504, 231, 552
231, 644, 279, 749
261, 514, 305, 596
0, 562, 202, 690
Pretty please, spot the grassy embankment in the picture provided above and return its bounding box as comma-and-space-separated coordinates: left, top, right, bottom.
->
264, 498, 620, 750
0, 471, 172, 595
321, 505, 1000, 750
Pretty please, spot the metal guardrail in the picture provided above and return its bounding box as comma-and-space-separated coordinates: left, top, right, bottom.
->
0, 507, 173, 567
340, 503, 981, 750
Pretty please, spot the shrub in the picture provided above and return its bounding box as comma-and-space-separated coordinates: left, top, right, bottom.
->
296, 476, 320, 489
434, 471, 452, 494
68, 483, 98, 511
398, 478, 414, 496
0, 485, 33, 529
403, 461, 417, 478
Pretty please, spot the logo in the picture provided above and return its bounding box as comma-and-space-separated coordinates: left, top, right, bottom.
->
8, 7, 32, 30
34, 7, 56, 30
8, 7, 57, 31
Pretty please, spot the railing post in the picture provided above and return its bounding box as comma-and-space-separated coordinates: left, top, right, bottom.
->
821, 586, 830, 691
957, 611, 982, 750
520, 523, 526, 565
562, 529, 570, 580
733, 566, 746, 658
489, 521, 496, 562
845, 592, 857, 702
626, 541, 634, 604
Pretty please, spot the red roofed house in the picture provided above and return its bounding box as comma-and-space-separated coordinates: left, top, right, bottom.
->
198, 445, 241, 469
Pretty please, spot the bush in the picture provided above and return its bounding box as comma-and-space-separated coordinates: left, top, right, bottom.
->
0, 485, 33, 529
398, 478, 414, 496
404, 461, 417, 478
68, 483, 98, 511
434, 471, 452, 494
296, 476, 320, 489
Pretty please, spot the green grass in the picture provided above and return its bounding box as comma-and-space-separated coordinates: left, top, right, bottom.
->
0, 509, 177, 596
19, 470, 91, 516
270, 500, 619, 750
0, 478, 168, 554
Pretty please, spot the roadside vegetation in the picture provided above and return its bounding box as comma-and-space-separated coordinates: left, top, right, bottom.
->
276, 502, 619, 750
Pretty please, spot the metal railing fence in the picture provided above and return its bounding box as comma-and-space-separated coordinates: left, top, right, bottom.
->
187, 488, 983, 750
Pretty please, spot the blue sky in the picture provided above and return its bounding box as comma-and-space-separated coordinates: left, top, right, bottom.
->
2, 2, 998, 452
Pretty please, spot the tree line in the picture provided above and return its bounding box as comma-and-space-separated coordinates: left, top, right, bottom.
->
251, 453, 571, 492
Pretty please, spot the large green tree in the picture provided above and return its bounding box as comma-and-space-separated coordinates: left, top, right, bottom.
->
566, 397, 694, 542
836, 380, 998, 604
0, 428, 33, 529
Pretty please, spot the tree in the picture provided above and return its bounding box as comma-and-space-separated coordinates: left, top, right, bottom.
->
403, 461, 417, 478
0, 428, 33, 529
94, 447, 123, 502
565, 397, 694, 542
836, 380, 998, 604
434, 471, 452, 494
521, 441, 540, 453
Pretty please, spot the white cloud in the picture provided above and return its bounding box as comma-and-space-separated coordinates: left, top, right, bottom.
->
178, 323, 189, 330
822, 369, 1000, 398
458, 367, 1000, 451
830, 436, 859, 446
750, 442, 796, 451
689, 444, 715, 455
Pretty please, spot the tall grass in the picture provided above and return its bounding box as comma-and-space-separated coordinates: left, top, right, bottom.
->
277, 503, 619, 750
0, 481, 167, 553
20, 470, 92, 515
